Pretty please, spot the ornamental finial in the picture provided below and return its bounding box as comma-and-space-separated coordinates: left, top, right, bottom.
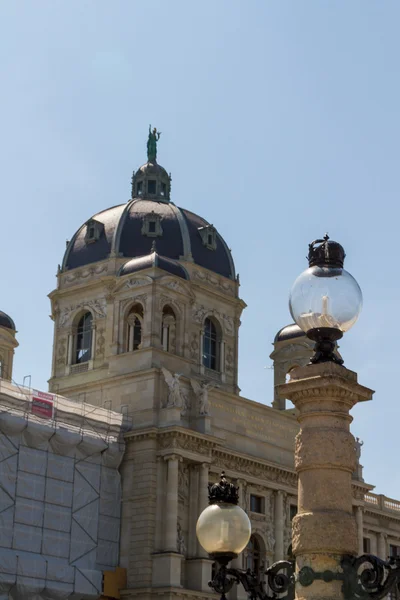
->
208, 471, 239, 505
147, 124, 161, 162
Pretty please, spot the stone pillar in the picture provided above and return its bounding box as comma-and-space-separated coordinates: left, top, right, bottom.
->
154, 457, 164, 552
197, 463, 209, 557
67, 333, 74, 365
370, 532, 378, 556
274, 490, 285, 561
188, 465, 199, 558
186, 463, 213, 592
378, 532, 387, 560
278, 362, 373, 600
356, 506, 364, 554
199, 329, 205, 374
164, 455, 180, 551
152, 454, 183, 588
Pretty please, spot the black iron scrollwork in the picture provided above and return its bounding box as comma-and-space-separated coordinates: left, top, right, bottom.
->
341, 554, 400, 600
209, 560, 295, 600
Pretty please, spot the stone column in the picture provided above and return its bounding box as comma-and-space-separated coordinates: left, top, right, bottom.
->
67, 333, 74, 365
274, 490, 285, 561
199, 329, 205, 374
378, 532, 387, 560
152, 454, 183, 588
370, 532, 378, 556
154, 457, 164, 552
164, 455, 180, 551
197, 463, 209, 557
356, 506, 364, 554
186, 463, 213, 592
278, 362, 373, 600
188, 465, 199, 558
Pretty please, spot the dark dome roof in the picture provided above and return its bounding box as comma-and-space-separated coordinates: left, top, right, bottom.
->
119, 248, 189, 279
274, 323, 306, 343
0, 311, 15, 331
62, 199, 235, 279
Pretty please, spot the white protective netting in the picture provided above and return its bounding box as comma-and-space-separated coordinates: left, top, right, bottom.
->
0, 380, 127, 600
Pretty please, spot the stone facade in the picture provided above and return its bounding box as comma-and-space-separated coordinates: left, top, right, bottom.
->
46, 255, 400, 599
40, 145, 400, 599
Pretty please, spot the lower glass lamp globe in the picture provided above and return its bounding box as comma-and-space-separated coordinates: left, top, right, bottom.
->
196, 502, 251, 562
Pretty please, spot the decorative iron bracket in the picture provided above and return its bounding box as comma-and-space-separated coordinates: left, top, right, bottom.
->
209, 560, 295, 600
341, 554, 400, 600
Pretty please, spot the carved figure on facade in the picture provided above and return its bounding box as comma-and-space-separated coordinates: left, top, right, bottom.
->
180, 390, 190, 417
225, 345, 234, 373
64, 264, 108, 283
59, 299, 106, 327
56, 337, 67, 366
265, 525, 275, 553
193, 269, 234, 295
96, 328, 105, 357
190, 379, 216, 416
189, 333, 199, 360
124, 278, 151, 289
177, 522, 186, 555
192, 305, 208, 324
161, 367, 184, 408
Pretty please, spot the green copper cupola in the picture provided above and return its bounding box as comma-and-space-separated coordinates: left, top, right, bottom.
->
130, 125, 171, 203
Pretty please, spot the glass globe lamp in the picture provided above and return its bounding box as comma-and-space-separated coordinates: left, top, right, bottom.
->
289, 235, 362, 364
196, 472, 251, 564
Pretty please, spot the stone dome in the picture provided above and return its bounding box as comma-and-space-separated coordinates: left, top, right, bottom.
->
0, 311, 15, 331
62, 199, 235, 279
62, 131, 235, 280
118, 246, 189, 280
274, 323, 305, 343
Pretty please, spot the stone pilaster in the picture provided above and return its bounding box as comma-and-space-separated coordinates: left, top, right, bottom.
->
378, 532, 387, 560
274, 490, 285, 561
188, 465, 199, 558
154, 457, 164, 551
164, 454, 181, 551
197, 463, 209, 558
278, 362, 373, 600
370, 532, 378, 556
356, 506, 364, 554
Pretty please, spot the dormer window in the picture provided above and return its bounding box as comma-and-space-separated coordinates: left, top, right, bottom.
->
85, 219, 103, 244
148, 180, 157, 194
198, 225, 217, 250
137, 181, 143, 196
141, 211, 163, 238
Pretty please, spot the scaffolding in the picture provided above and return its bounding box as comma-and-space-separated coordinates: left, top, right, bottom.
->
0, 378, 129, 600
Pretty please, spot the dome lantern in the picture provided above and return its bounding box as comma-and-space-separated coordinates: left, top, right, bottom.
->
131, 126, 171, 202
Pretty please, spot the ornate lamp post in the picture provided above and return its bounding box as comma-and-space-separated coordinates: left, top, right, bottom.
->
196, 236, 400, 600
196, 472, 294, 600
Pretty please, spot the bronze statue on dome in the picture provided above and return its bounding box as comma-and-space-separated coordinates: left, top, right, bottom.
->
147, 125, 161, 162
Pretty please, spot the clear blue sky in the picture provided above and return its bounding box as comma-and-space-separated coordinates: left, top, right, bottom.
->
1, 2, 399, 497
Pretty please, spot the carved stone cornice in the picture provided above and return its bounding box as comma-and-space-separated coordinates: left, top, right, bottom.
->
212, 449, 297, 489
157, 429, 217, 459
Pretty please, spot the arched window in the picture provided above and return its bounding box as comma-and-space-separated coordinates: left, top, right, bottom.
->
161, 305, 176, 353
246, 535, 261, 576
203, 317, 219, 371
127, 304, 143, 352
75, 312, 93, 364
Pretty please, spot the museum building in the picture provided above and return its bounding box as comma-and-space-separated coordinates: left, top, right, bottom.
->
0, 130, 399, 600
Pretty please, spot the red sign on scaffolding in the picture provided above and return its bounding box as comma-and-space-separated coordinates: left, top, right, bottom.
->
31, 390, 54, 419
